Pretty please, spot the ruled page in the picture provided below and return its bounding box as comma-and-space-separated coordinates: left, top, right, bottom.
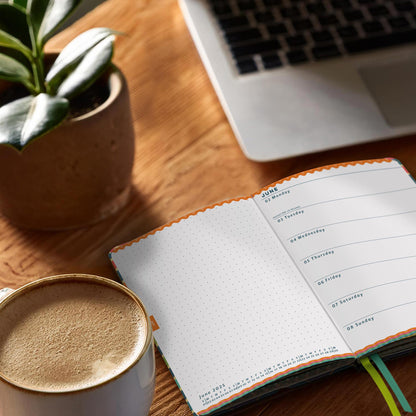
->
110, 198, 351, 415
255, 159, 416, 354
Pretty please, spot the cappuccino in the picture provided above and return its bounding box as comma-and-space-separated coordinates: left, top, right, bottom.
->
0, 278, 148, 392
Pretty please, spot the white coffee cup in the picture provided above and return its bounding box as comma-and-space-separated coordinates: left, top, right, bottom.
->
0, 274, 155, 416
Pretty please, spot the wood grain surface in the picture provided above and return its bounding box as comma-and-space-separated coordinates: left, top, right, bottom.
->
1, 0, 415, 414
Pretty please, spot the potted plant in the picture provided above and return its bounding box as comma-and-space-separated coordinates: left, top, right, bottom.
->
0, 0, 135, 230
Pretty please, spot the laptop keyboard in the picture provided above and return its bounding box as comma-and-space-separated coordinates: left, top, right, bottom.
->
207, 0, 416, 73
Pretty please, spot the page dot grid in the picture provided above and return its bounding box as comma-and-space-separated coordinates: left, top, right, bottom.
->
113, 199, 350, 413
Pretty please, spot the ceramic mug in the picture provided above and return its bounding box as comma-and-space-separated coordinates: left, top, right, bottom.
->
0, 274, 155, 416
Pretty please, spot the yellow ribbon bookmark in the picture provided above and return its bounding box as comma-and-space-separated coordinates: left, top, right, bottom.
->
360, 356, 401, 416
371, 354, 413, 413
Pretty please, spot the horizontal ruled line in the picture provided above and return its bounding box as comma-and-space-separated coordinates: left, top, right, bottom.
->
300, 233, 416, 262
287, 209, 416, 241
313, 255, 416, 283
343, 301, 416, 328
273, 186, 414, 219
262, 165, 400, 200
328, 277, 416, 305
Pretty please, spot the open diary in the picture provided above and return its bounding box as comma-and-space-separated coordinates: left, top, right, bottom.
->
110, 158, 416, 415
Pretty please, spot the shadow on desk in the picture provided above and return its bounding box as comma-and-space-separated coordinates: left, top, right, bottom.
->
255, 134, 416, 185
3, 186, 161, 282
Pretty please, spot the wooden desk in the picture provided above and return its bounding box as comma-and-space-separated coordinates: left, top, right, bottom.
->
1, 0, 415, 414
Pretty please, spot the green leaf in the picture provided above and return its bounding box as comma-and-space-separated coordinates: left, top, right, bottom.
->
11, 0, 27, 9
0, 3, 31, 48
27, 0, 82, 47
0, 46, 31, 72
56, 36, 114, 99
0, 29, 32, 58
0, 52, 32, 85
0, 93, 69, 150
46, 28, 117, 88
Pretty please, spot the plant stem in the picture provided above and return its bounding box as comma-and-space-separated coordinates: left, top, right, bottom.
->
31, 53, 45, 93
23, 80, 38, 95
28, 16, 46, 94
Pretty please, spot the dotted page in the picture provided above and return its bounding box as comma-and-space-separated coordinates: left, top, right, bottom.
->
111, 198, 352, 415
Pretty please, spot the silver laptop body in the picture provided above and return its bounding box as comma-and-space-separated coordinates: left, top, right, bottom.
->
179, 0, 416, 161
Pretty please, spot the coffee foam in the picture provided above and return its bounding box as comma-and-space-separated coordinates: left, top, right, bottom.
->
0, 280, 147, 392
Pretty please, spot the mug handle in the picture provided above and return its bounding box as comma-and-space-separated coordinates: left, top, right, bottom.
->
0, 288, 14, 302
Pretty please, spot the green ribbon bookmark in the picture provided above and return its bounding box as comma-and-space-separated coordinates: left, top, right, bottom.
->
360, 356, 401, 416
371, 354, 413, 413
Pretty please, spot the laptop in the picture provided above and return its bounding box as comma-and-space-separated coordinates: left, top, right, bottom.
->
179, 0, 416, 161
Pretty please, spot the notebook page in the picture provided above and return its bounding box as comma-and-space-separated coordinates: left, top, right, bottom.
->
254, 159, 416, 354
110, 198, 351, 415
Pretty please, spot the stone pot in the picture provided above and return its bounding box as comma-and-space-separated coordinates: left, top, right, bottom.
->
0, 65, 135, 230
